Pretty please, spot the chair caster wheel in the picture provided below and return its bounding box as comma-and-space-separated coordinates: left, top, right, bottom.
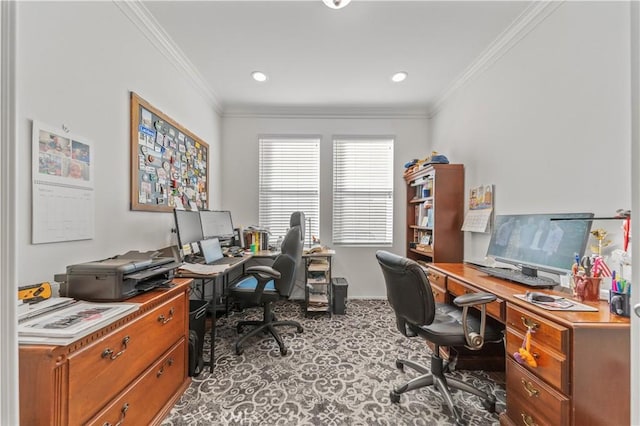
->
280, 348, 288, 356
297, 326, 304, 333
395, 360, 404, 371
235, 346, 243, 355
389, 391, 400, 403
481, 399, 496, 413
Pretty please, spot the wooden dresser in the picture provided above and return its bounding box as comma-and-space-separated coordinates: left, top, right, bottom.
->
19, 279, 192, 426
428, 264, 629, 426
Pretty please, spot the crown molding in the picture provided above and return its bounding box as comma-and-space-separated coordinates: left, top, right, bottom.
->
223, 105, 430, 120
114, 1, 223, 114
429, 1, 563, 118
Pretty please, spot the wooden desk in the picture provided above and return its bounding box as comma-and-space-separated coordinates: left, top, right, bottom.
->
19, 279, 192, 426
175, 255, 251, 370
428, 263, 629, 426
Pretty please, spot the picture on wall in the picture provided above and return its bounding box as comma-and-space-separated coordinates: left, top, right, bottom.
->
130, 92, 209, 212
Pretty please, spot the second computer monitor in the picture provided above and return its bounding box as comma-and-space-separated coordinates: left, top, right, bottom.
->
200, 210, 234, 240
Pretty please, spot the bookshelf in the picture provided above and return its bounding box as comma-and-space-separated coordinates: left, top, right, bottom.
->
303, 251, 334, 317
404, 163, 464, 265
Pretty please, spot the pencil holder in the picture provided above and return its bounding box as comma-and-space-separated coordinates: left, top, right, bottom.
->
609, 290, 630, 317
572, 275, 600, 302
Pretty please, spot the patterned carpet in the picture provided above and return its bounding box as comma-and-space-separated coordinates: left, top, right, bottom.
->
163, 300, 505, 425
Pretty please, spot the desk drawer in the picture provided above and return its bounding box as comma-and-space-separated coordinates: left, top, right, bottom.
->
505, 358, 570, 426
447, 278, 505, 321
87, 339, 186, 426
68, 292, 186, 424
426, 268, 447, 288
506, 305, 568, 355
506, 328, 568, 394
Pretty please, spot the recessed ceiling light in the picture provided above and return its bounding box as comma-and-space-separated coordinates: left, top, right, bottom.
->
391, 72, 408, 83
251, 71, 268, 82
322, 0, 352, 9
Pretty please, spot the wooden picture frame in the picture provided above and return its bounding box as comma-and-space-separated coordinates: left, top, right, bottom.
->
130, 92, 209, 212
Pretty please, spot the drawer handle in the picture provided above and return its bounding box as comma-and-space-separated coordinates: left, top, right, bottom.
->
156, 357, 175, 377
158, 307, 175, 324
520, 379, 540, 397
428, 273, 440, 282
520, 412, 538, 426
101, 336, 130, 360
521, 316, 539, 330
103, 402, 129, 426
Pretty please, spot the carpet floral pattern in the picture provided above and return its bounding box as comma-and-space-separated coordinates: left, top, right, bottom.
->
163, 300, 505, 425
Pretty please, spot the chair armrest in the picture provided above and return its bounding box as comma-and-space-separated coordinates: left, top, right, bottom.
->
453, 292, 496, 307
245, 265, 282, 280
452, 292, 496, 351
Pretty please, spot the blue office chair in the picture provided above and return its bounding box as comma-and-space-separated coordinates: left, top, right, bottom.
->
290, 211, 305, 244
228, 226, 304, 355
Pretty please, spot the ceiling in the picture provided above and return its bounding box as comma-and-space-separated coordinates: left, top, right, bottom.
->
142, 1, 531, 115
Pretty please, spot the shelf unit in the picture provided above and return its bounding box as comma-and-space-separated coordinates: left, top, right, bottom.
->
303, 251, 334, 317
404, 163, 464, 265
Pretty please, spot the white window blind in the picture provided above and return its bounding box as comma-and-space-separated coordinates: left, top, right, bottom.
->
333, 138, 394, 245
259, 137, 319, 246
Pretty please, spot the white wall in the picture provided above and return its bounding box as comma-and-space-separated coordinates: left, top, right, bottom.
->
431, 1, 631, 263
16, 2, 222, 286
221, 115, 428, 298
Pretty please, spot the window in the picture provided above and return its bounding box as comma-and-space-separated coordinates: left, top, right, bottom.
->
333, 137, 394, 245
259, 137, 319, 245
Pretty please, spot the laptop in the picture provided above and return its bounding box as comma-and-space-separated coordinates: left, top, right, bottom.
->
200, 238, 241, 265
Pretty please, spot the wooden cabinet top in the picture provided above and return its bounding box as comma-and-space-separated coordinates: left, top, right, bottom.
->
403, 163, 463, 183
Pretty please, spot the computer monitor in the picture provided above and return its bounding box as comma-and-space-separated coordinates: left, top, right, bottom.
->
486, 212, 594, 276
173, 209, 204, 248
200, 210, 234, 240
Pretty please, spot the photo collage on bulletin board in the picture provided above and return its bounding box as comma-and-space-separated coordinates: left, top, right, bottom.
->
130, 92, 209, 212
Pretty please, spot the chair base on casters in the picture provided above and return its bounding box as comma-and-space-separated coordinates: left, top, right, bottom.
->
390, 351, 496, 426
235, 302, 303, 356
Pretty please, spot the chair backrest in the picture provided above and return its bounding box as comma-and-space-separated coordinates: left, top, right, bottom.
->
272, 226, 303, 297
375, 250, 436, 336
289, 211, 306, 243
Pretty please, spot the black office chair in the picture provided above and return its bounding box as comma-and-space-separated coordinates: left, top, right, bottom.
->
376, 250, 503, 426
228, 226, 304, 355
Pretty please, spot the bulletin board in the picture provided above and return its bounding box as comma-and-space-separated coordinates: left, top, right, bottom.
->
130, 92, 209, 212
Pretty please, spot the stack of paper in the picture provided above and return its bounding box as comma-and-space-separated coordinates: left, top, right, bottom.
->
178, 262, 229, 275
18, 297, 76, 322
18, 301, 139, 345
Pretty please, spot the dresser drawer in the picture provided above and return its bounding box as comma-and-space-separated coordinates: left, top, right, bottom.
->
68, 292, 186, 424
447, 277, 505, 321
506, 304, 568, 355
505, 358, 570, 426
506, 328, 568, 394
87, 339, 186, 426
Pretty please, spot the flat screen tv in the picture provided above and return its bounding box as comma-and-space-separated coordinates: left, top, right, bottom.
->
486, 212, 594, 276
173, 209, 204, 247
200, 210, 234, 240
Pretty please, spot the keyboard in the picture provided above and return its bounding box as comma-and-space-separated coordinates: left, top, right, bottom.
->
211, 256, 243, 265
476, 266, 556, 288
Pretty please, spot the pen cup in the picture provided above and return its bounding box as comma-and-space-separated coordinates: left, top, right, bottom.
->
609, 290, 630, 317
572, 275, 600, 302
